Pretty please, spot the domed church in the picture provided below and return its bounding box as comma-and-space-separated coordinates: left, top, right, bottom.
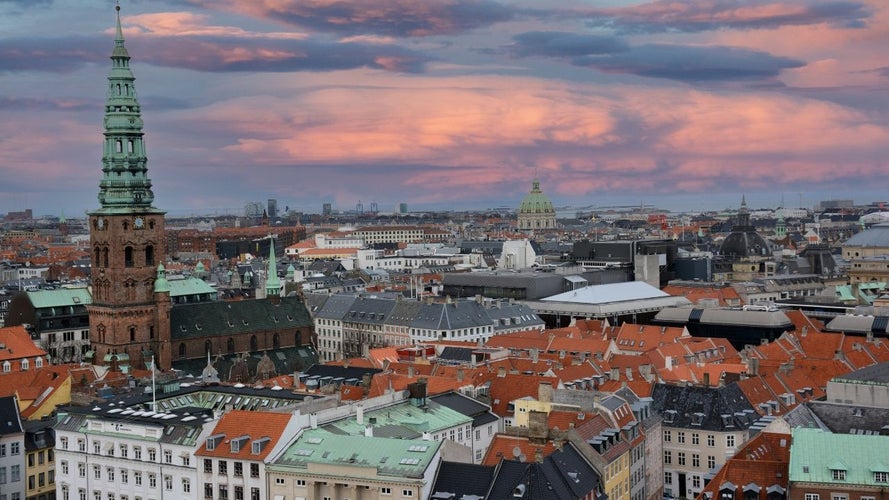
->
719, 196, 771, 260
517, 180, 557, 231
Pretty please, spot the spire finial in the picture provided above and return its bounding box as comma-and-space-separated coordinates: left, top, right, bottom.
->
115, 3, 124, 43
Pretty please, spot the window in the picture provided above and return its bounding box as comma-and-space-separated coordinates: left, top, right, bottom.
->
148, 448, 156, 462
707, 434, 715, 447
107, 468, 114, 481
93, 442, 101, 454
78, 463, 86, 478
831, 495, 847, 500
381, 487, 392, 495
234, 486, 243, 500
218, 460, 227, 476
664, 430, 671, 442
61, 437, 69, 450
61, 461, 69, 475
165, 475, 173, 490
121, 469, 128, 484
234, 462, 243, 477
677, 432, 686, 444
250, 463, 259, 478
93, 465, 101, 479
678, 452, 686, 466
693, 454, 700, 468
149, 473, 156, 488
10, 465, 19, 482
665, 471, 672, 484
664, 451, 672, 464
204, 484, 213, 499
692, 433, 700, 445
250, 488, 259, 500
134, 472, 142, 486
275, 477, 285, 485
693, 475, 702, 489
164, 450, 173, 464
296, 480, 306, 487
708, 456, 716, 469
805, 495, 820, 500
182, 455, 190, 466
78, 439, 86, 452
204, 459, 212, 473
875, 472, 889, 482
119, 445, 127, 458
832, 469, 846, 481
726, 435, 735, 447
402, 490, 414, 497
182, 478, 191, 493
133, 447, 141, 460
219, 485, 228, 500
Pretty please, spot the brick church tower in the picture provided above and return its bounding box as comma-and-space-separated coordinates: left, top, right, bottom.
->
87, 6, 171, 371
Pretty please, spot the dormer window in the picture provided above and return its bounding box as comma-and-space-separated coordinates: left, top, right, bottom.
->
874, 471, 889, 483
205, 434, 225, 451
21, 358, 29, 371
721, 414, 735, 428
691, 412, 704, 426
663, 410, 677, 424
252, 437, 271, 455
831, 469, 846, 481
230, 436, 249, 453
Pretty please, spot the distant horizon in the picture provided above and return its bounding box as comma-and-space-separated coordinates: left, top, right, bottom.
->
2, 0, 887, 219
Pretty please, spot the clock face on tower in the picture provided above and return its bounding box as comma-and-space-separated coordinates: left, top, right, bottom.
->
97, 217, 105, 229
134, 216, 145, 229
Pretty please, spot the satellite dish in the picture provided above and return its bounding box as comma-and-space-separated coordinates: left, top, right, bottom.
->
513, 446, 522, 458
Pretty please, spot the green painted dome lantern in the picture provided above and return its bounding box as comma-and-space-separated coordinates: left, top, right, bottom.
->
517, 179, 557, 231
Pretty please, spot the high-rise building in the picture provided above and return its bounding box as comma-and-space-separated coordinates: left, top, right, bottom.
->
399, 203, 408, 214
267, 198, 278, 218
322, 203, 332, 216
86, 5, 171, 371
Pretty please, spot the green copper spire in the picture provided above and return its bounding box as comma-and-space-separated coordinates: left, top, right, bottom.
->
96, 5, 157, 212
154, 263, 170, 293
266, 239, 281, 297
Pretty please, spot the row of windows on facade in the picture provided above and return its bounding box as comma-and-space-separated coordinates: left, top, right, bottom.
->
61, 438, 170, 464
179, 332, 298, 359
63, 462, 177, 490
270, 479, 415, 498
664, 429, 735, 447
664, 450, 716, 469
93, 245, 155, 268
0, 464, 22, 484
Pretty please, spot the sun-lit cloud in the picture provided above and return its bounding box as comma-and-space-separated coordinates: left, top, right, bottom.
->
177, 0, 516, 37
581, 0, 871, 34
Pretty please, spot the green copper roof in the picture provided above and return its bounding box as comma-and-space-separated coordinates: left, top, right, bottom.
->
26, 288, 92, 309
272, 427, 441, 480
93, 5, 161, 215
266, 240, 281, 296
518, 179, 555, 214
168, 277, 218, 298
789, 428, 889, 485
154, 264, 171, 294
320, 400, 472, 438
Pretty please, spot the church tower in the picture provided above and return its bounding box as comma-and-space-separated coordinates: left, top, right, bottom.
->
87, 6, 170, 371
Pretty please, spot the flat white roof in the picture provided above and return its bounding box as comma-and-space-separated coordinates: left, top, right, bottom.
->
543, 281, 668, 304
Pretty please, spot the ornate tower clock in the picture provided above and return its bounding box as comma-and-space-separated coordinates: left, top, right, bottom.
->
87, 6, 171, 371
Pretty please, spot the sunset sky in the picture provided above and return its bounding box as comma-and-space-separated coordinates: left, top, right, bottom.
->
1, 0, 887, 217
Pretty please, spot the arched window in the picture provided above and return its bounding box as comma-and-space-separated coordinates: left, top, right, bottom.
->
116, 140, 122, 153
95, 247, 101, 268
179, 343, 186, 359
145, 245, 154, 266
35, 357, 43, 368
129, 327, 136, 342
2, 361, 9, 373
128, 140, 134, 154
273, 333, 280, 350
250, 335, 258, 352
125, 246, 134, 267
102, 248, 109, 268
227, 338, 235, 354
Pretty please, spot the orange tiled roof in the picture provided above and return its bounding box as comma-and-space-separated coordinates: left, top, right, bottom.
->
0, 326, 48, 363
481, 434, 557, 466
195, 410, 293, 460
697, 431, 790, 500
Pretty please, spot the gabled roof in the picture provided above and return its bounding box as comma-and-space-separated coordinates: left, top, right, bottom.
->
170, 296, 312, 339
0, 325, 47, 361
195, 409, 293, 460
698, 431, 790, 500
789, 428, 889, 484
652, 382, 758, 431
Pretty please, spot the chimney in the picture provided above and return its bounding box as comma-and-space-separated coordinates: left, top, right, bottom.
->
665, 356, 673, 371
310, 413, 318, 429
364, 425, 373, 437
498, 366, 507, 377
538, 381, 553, 403
357, 404, 364, 425
457, 369, 464, 382
530, 348, 539, 363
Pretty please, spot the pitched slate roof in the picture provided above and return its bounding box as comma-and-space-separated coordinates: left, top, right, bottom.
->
170, 296, 312, 339
487, 442, 603, 499
651, 382, 758, 431
0, 395, 23, 436
429, 461, 495, 499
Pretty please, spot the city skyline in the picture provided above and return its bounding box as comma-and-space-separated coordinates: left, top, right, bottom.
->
1, 0, 887, 217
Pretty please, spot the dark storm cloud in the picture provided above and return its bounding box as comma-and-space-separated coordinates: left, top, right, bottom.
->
0, 36, 106, 73
583, 0, 871, 34
509, 31, 629, 58
176, 0, 515, 37
574, 44, 805, 82
0, 34, 429, 74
